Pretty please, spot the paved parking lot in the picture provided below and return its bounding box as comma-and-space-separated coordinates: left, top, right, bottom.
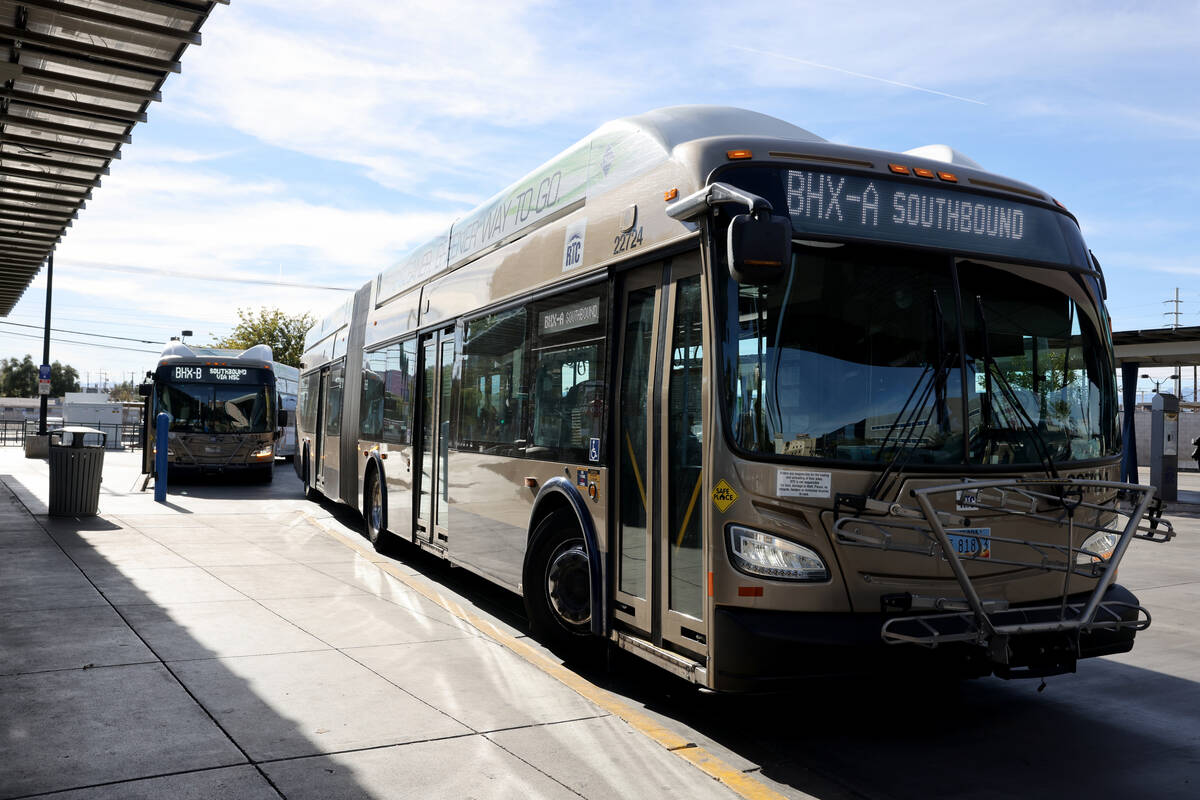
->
2, 449, 1197, 799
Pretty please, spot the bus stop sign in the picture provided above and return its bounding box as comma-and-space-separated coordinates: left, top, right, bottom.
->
38, 363, 51, 396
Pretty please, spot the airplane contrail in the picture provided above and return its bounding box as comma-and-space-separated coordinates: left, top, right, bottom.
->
732, 45, 987, 106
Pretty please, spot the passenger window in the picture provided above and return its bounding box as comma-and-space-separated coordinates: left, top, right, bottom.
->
460, 307, 527, 454
529, 286, 607, 463
325, 364, 344, 436
361, 340, 417, 444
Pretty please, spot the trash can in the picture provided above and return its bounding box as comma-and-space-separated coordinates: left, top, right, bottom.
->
48, 426, 107, 516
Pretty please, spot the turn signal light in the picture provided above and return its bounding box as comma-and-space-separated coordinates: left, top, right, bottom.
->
913, 167, 935, 179
664, 188, 678, 201
888, 163, 910, 175
937, 171, 958, 182
737, 586, 764, 597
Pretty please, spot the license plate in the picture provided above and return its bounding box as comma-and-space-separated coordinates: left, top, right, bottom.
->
205, 446, 221, 454
946, 528, 991, 559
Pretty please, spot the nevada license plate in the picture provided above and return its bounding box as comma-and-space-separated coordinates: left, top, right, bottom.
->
946, 528, 991, 559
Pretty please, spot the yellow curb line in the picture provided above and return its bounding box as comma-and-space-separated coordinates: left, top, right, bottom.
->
301, 511, 792, 800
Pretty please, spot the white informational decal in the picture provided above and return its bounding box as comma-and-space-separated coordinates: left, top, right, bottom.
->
777, 469, 831, 498
562, 218, 587, 271
956, 482, 981, 512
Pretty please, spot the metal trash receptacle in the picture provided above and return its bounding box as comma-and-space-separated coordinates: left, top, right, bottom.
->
48, 426, 107, 516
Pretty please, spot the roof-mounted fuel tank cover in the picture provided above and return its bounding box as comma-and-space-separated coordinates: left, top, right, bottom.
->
901, 144, 983, 170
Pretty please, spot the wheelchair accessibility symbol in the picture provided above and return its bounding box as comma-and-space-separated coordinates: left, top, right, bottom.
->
589, 438, 600, 462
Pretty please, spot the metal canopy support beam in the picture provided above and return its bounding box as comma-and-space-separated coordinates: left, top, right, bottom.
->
0, 114, 132, 144
0, 183, 91, 201
1121, 362, 1140, 484
1, 89, 149, 124
0, 132, 118, 160
0, 165, 101, 188
0, 26, 183, 74
0, 151, 109, 176
17, 66, 162, 103
0, 190, 83, 212
16, 0, 204, 45
38, 254, 53, 434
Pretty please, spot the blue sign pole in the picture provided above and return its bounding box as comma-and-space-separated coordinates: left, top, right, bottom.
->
154, 412, 169, 502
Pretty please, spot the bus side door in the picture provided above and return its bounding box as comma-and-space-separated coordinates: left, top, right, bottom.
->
613, 255, 708, 662
319, 361, 345, 499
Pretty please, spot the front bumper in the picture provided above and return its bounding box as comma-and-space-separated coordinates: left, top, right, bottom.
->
711, 583, 1142, 691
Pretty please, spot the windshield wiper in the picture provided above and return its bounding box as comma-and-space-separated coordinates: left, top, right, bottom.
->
974, 296, 1059, 478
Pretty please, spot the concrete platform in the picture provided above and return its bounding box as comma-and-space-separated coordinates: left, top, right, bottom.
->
0, 451, 744, 800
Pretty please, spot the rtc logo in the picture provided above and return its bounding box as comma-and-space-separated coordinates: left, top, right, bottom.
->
562, 219, 587, 272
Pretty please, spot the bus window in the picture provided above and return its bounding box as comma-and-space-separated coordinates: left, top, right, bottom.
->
364, 340, 418, 444
300, 372, 320, 433
461, 307, 527, 454
325, 364, 344, 436
528, 286, 607, 462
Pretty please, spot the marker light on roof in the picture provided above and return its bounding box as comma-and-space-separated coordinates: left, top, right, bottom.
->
726, 149, 753, 160
937, 171, 958, 182
888, 163, 910, 175
664, 188, 678, 201
913, 167, 935, 179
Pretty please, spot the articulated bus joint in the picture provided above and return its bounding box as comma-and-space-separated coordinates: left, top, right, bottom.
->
530, 477, 606, 638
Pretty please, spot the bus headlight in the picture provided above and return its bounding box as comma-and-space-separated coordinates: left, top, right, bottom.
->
1076, 530, 1119, 565
728, 526, 829, 581
250, 445, 274, 460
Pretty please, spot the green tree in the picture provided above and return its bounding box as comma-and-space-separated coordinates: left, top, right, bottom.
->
0, 355, 38, 397
50, 361, 80, 395
212, 307, 315, 368
108, 381, 139, 402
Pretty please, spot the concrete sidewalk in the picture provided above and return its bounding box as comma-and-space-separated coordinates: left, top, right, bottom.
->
0, 450, 744, 800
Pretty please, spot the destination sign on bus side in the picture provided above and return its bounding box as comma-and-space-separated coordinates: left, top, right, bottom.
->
780, 169, 1079, 265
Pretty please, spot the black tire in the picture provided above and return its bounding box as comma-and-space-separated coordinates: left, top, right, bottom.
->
524, 510, 600, 659
364, 467, 388, 550
301, 450, 316, 500
258, 463, 274, 484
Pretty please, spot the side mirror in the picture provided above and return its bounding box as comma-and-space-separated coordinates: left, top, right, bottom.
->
727, 212, 791, 284
138, 383, 152, 398
278, 409, 288, 428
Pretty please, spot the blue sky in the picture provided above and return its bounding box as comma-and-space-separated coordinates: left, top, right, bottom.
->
1, 0, 1197, 397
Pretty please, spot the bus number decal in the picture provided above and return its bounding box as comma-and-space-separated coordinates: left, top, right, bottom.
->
612, 226, 643, 255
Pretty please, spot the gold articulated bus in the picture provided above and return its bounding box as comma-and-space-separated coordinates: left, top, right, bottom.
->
296, 106, 1172, 690
142, 343, 284, 483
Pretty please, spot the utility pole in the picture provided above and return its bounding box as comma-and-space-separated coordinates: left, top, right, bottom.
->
1164, 287, 1183, 329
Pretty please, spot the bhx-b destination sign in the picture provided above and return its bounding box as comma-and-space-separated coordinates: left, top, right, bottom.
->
159, 365, 270, 384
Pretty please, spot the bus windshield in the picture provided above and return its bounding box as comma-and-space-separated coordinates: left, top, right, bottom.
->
717, 242, 1118, 466
161, 383, 271, 434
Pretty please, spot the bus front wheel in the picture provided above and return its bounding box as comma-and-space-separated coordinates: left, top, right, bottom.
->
524, 511, 598, 657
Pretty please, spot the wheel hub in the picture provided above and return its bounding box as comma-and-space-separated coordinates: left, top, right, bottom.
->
546, 540, 591, 627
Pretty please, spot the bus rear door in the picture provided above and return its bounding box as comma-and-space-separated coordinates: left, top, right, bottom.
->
613, 257, 708, 663
317, 362, 345, 499
414, 327, 455, 547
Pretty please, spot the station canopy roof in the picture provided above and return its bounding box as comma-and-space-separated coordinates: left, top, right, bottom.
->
0, 0, 225, 316
1112, 326, 1200, 367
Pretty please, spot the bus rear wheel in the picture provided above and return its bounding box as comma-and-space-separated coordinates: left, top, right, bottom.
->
525, 511, 598, 658
364, 468, 388, 550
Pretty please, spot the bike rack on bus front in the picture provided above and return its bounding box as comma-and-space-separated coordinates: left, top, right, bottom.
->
832, 479, 1174, 665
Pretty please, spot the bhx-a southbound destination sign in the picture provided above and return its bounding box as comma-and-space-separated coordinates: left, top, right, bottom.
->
779, 169, 1079, 265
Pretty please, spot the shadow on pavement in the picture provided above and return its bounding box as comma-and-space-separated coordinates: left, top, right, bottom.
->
0, 473, 376, 799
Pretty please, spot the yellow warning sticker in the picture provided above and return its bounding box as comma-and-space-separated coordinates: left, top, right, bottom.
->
711, 479, 739, 513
